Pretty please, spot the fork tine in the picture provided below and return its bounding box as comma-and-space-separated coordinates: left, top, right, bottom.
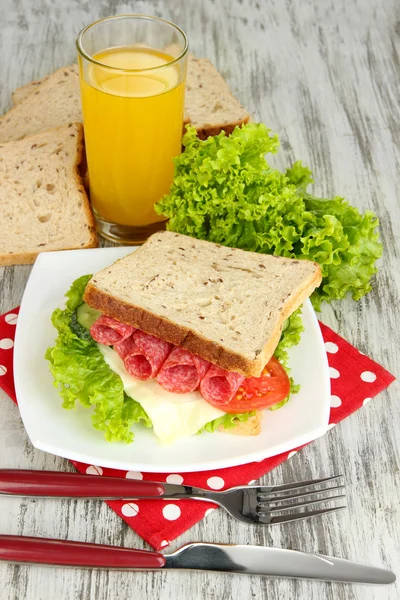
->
258, 494, 346, 515
257, 475, 344, 495
267, 505, 347, 525
257, 484, 345, 505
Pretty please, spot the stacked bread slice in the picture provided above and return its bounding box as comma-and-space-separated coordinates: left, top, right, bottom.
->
0, 124, 97, 265
0, 55, 250, 265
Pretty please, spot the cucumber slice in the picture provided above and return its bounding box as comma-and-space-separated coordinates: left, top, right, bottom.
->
70, 303, 101, 341
282, 318, 289, 332
76, 303, 101, 330
70, 311, 93, 341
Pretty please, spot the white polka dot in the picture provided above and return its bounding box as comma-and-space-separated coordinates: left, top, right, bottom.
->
325, 342, 339, 354
205, 508, 216, 517
5, 314, 18, 325
329, 367, 340, 379
85, 465, 103, 476
162, 504, 181, 521
166, 474, 184, 485
125, 471, 143, 480
0, 338, 13, 350
360, 371, 376, 383
330, 395, 342, 408
121, 502, 139, 517
288, 451, 297, 459
0, 365, 7, 376
207, 476, 225, 490
363, 397, 372, 405
160, 540, 169, 548
328, 423, 336, 430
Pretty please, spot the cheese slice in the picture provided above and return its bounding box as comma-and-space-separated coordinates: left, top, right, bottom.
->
99, 345, 225, 445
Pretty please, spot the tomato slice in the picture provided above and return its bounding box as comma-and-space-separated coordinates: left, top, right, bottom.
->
214, 357, 290, 414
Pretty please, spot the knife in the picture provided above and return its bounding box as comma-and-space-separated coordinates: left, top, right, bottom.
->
0, 536, 395, 584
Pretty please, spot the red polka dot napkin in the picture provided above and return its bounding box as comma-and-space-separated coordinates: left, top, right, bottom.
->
0, 307, 395, 550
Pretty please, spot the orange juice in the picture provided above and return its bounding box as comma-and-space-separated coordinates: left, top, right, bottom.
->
79, 47, 185, 227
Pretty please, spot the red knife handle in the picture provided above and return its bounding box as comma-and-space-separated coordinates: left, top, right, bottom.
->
0, 470, 165, 498
0, 536, 166, 569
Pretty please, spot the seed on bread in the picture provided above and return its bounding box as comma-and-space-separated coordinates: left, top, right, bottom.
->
83, 231, 321, 377
0, 123, 98, 265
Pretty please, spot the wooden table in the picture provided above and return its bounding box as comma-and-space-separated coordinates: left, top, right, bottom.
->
0, 0, 399, 598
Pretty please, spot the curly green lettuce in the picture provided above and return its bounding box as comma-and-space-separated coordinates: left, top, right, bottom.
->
45, 275, 152, 444
156, 124, 382, 311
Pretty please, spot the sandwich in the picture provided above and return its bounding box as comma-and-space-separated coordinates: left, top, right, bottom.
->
46, 231, 322, 445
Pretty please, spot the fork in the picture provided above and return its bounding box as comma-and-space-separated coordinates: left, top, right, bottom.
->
0, 470, 346, 525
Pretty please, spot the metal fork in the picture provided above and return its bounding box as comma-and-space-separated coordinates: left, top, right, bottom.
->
0, 470, 346, 525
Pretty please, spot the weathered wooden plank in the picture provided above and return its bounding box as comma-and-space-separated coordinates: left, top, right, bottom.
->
0, 0, 399, 598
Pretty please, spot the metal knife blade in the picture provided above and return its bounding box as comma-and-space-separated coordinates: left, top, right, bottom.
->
0, 536, 395, 584
166, 543, 396, 584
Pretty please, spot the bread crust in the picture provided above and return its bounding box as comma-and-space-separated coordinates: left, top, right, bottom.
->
84, 262, 321, 377
219, 411, 263, 436
195, 115, 251, 140
0, 123, 97, 266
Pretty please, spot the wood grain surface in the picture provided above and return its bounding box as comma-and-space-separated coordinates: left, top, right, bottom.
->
0, 0, 399, 598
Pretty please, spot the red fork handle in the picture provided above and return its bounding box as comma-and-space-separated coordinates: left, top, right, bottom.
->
0, 470, 165, 498
0, 536, 166, 569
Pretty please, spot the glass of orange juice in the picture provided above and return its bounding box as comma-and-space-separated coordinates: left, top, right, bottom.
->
76, 15, 188, 244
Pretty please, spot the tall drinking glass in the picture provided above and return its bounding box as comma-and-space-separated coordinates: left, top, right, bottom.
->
77, 15, 188, 244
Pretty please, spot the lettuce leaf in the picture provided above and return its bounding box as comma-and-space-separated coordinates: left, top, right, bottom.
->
200, 410, 255, 434
45, 276, 152, 444
156, 124, 382, 310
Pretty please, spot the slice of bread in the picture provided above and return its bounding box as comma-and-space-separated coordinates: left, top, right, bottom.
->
84, 231, 321, 377
0, 65, 81, 143
185, 55, 250, 139
12, 70, 55, 105
10, 57, 249, 141
219, 412, 263, 436
0, 123, 97, 265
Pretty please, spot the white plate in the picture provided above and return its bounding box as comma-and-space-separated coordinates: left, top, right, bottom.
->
14, 247, 331, 473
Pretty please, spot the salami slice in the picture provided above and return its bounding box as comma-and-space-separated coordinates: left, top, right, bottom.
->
90, 315, 135, 345
114, 335, 138, 360
123, 330, 172, 381
156, 347, 211, 393
200, 365, 245, 406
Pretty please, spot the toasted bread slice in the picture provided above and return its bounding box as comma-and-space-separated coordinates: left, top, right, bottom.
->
0, 123, 97, 265
0, 65, 81, 143
84, 231, 321, 377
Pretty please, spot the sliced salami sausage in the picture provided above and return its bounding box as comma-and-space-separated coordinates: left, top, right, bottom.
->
200, 366, 245, 406
114, 335, 139, 360
90, 315, 135, 345
156, 347, 211, 393
123, 330, 172, 381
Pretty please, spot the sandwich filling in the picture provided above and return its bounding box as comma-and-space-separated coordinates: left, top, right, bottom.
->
45, 274, 304, 445
90, 313, 290, 412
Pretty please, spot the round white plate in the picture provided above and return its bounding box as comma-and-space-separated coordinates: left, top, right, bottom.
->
14, 247, 330, 473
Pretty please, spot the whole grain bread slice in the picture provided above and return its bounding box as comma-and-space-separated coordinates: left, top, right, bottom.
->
12, 70, 54, 105
10, 57, 249, 140
219, 412, 263, 436
184, 55, 250, 139
0, 123, 97, 265
84, 231, 321, 377
0, 65, 81, 143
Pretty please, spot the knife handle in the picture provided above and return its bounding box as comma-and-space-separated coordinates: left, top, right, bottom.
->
0, 470, 165, 498
0, 536, 165, 569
